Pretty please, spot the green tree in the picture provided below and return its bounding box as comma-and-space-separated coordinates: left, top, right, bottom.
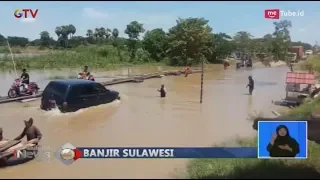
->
208, 33, 235, 63
98, 27, 106, 38
166, 17, 213, 66
39, 31, 50, 47
112, 28, 119, 39
124, 21, 145, 60
86, 29, 93, 37
86, 29, 94, 44
0, 34, 6, 45
143, 28, 167, 62
262, 34, 274, 55
105, 28, 112, 39
272, 20, 292, 61
68, 24, 76, 39
7, 36, 29, 47
233, 31, 253, 56
55, 26, 71, 47
111, 28, 119, 47
55, 27, 62, 38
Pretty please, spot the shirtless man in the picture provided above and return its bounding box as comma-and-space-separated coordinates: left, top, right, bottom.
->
14, 118, 42, 144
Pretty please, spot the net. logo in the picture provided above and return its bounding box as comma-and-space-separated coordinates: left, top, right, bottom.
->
264, 9, 280, 19
12, 146, 51, 162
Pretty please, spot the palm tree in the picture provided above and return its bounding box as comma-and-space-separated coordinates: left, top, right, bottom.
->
94, 28, 99, 39
98, 27, 106, 38
86, 29, 93, 37
112, 28, 119, 39
57, 25, 70, 47
105, 28, 111, 39
68, 24, 76, 39
55, 26, 62, 38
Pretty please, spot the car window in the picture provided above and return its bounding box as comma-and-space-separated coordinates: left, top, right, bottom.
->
45, 82, 68, 97
69, 85, 82, 97
94, 84, 107, 93
78, 84, 99, 96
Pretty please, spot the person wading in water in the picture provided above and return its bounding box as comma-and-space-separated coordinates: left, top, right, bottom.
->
184, 66, 190, 77
14, 118, 42, 144
246, 76, 254, 95
158, 84, 167, 98
223, 61, 230, 70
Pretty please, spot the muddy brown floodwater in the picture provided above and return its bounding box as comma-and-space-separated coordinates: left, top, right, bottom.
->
0, 64, 289, 178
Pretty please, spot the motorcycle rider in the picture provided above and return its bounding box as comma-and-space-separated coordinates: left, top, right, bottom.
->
20, 68, 30, 90
86, 72, 95, 81
79, 65, 89, 79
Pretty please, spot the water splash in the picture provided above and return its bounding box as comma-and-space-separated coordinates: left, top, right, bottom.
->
44, 100, 121, 120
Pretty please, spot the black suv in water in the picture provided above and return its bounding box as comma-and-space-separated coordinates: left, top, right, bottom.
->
41, 79, 120, 112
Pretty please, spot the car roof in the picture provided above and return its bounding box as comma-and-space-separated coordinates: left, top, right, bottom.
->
50, 79, 97, 86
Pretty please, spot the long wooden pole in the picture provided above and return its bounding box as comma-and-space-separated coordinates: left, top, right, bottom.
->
6, 40, 18, 77
200, 56, 204, 104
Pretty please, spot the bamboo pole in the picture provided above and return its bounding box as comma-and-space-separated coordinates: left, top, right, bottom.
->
6, 40, 18, 77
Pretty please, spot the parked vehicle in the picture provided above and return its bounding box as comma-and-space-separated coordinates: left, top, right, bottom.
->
236, 59, 252, 69
288, 46, 304, 61
287, 52, 297, 63
8, 78, 40, 98
40, 79, 120, 112
305, 50, 313, 56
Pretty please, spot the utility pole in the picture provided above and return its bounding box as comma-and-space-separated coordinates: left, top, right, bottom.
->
200, 56, 204, 104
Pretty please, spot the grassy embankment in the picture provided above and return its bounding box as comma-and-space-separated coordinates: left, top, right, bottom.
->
0, 45, 163, 70
187, 55, 320, 179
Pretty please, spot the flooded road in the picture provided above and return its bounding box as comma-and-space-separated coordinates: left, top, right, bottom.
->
0, 65, 288, 178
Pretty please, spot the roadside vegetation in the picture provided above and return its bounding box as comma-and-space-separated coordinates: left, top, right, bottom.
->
0, 18, 316, 69
301, 54, 320, 73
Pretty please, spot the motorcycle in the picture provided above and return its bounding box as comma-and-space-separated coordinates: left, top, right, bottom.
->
8, 78, 40, 98
236, 60, 252, 69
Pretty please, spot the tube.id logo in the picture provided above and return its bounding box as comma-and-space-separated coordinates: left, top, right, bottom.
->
265, 9, 280, 19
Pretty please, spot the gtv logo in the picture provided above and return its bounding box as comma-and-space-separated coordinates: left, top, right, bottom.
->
14, 9, 38, 19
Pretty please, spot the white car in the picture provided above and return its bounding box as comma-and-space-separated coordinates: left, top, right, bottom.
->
305, 50, 313, 55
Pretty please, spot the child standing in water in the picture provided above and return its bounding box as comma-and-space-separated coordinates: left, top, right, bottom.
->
158, 84, 167, 98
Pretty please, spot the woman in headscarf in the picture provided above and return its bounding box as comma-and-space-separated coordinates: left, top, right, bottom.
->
267, 125, 300, 157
